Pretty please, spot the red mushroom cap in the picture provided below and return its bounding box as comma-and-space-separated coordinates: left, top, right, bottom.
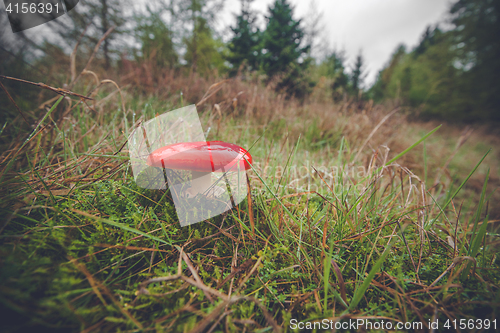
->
146, 141, 253, 172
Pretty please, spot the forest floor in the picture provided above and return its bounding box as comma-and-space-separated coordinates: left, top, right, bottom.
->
0, 67, 499, 332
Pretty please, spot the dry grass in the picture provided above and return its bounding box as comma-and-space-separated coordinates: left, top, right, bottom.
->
0, 47, 499, 332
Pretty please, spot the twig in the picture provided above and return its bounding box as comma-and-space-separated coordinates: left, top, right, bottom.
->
94, 243, 169, 253
139, 271, 281, 332
188, 300, 230, 333
181, 251, 215, 303
216, 258, 254, 289
234, 256, 263, 293
206, 310, 232, 333
0, 75, 93, 100
429, 256, 476, 288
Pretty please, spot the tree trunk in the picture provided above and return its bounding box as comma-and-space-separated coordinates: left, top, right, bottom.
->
191, 0, 198, 71
101, 0, 110, 69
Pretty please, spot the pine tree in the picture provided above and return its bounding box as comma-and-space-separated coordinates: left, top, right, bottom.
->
413, 26, 432, 57
323, 49, 349, 101
350, 50, 367, 94
367, 0, 500, 121
261, 0, 309, 78
450, 0, 500, 120
227, 0, 261, 74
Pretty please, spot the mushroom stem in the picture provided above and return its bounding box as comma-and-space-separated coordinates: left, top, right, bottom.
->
190, 171, 213, 195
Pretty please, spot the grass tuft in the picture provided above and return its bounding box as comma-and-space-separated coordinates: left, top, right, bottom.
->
0, 66, 499, 331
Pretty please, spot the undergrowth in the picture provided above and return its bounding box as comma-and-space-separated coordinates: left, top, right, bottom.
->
0, 59, 499, 332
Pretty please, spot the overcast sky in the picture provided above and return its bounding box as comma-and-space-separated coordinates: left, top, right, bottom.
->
218, 0, 454, 86
1, 0, 454, 87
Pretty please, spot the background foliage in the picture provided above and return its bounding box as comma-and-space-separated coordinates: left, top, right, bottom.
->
2, 0, 499, 121
0, 0, 499, 331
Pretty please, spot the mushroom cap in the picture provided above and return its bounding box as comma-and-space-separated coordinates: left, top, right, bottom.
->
146, 141, 253, 172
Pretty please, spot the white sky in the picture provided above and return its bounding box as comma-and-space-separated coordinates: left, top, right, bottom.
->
218, 0, 455, 86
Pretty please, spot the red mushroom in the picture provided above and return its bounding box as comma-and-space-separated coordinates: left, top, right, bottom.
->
146, 141, 252, 198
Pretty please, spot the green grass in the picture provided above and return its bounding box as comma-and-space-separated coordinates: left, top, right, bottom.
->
0, 84, 499, 333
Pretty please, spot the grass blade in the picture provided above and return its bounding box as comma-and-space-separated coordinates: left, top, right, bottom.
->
71, 209, 173, 246
347, 236, 398, 312
386, 124, 442, 165
425, 149, 490, 230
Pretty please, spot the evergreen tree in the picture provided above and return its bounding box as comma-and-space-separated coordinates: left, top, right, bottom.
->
368, 33, 461, 119
369, 44, 406, 101
350, 50, 367, 94
367, 0, 499, 121
261, 0, 309, 78
450, 0, 500, 120
135, 8, 178, 69
226, 0, 261, 74
414, 26, 433, 58
321, 49, 348, 101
